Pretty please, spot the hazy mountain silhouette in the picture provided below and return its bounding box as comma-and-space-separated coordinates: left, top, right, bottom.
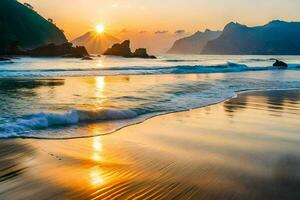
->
202, 20, 300, 55
0, 0, 67, 54
167, 30, 222, 54
72, 32, 120, 54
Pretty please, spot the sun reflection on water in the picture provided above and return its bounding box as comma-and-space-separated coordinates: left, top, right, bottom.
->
95, 76, 106, 100
96, 60, 103, 67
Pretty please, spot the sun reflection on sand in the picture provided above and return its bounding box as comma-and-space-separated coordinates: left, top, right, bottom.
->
93, 137, 103, 151
90, 166, 105, 187
91, 136, 103, 161
90, 135, 105, 186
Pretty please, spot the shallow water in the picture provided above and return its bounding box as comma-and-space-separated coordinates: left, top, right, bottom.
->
0, 55, 300, 77
1, 90, 299, 200
0, 55, 300, 138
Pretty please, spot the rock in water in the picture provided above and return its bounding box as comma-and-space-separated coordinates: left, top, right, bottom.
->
104, 40, 132, 57
273, 59, 288, 67
27, 43, 89, 58
133, 48, 157, 59
104, 40, 156, 59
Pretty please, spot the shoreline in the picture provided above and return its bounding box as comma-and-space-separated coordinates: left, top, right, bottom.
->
1, 89, 300, 199
1, 87, 299, 141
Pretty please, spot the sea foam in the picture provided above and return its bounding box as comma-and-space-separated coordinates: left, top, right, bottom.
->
0, 62, 299, 78
0, 109, 138, 134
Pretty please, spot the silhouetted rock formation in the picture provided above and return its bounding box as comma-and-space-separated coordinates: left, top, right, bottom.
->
273, 59, 288, 67
168, 30, 222, 54
104, 40, 132, 57
72, 32, 120, 54
0, 0, 67, 55
104, 40, 156, 59
27, 43, 89, 58
133, 48, 157, 59
202, 20, 300, 55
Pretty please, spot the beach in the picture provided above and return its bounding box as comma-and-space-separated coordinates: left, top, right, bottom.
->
1, 89, 299, 200
2, 1, 300, 199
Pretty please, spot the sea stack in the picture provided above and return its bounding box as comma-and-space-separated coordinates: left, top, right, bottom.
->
104, 40, 132, 57
273, 59, 288, 67
103, 40, 156, 59
133, 48, 157, 59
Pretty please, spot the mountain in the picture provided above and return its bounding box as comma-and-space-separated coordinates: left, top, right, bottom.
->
167, 30, 222, 54
202, 20, 300, 55
0, 0, 67, 54
72, 32, 120, 54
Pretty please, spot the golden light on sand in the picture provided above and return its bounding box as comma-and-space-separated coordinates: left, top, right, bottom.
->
96, 24, 105, 34
90, 136, 105, 186
90, 166, 105, 186
93, 137, 103, 151
91, 136, 103, 161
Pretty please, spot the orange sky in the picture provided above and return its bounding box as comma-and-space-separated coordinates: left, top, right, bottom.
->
19, 0, 300, 53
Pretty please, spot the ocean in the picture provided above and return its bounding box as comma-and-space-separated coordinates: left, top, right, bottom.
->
0, 55, 300, 138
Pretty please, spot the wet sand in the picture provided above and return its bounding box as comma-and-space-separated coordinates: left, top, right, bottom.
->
0, 89, 300, 200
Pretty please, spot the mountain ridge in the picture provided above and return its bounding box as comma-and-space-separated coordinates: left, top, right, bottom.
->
167, 29, 222, 54
202, 20, 300, 55
0, 0, 67, 54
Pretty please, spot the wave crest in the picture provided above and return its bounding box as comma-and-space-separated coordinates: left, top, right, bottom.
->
0, 109, 138, 134
0, 62, 299, 78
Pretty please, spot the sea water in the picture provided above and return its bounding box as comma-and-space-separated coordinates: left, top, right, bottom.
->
0, 55, 299, 138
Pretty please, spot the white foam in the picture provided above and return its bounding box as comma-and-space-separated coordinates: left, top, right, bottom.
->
0, 109, 138, 134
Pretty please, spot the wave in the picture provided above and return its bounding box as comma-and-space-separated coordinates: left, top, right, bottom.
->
109, 63, 300, 74
240, 58, 272, 62
0, 109, 138, 135
164, 59, 199, 62
0, 61, 14, 64
0, 62, 299, 78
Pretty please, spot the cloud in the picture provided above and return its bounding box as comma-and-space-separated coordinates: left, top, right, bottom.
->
155, 30, 168, 34
175, 30, 185, 34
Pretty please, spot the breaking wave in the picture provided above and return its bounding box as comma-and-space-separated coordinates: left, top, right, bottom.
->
0, 109, 138, 136
0, 62, 299, 77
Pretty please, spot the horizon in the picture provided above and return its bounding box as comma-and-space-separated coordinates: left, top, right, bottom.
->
18, 0, 300, 53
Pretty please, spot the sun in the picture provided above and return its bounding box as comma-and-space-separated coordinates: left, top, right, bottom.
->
96, 24, 105, 34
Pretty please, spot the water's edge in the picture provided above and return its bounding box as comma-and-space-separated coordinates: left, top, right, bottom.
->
4, 87, 299, 141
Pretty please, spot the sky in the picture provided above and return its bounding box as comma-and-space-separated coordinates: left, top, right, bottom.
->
20, 0, 300, 53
